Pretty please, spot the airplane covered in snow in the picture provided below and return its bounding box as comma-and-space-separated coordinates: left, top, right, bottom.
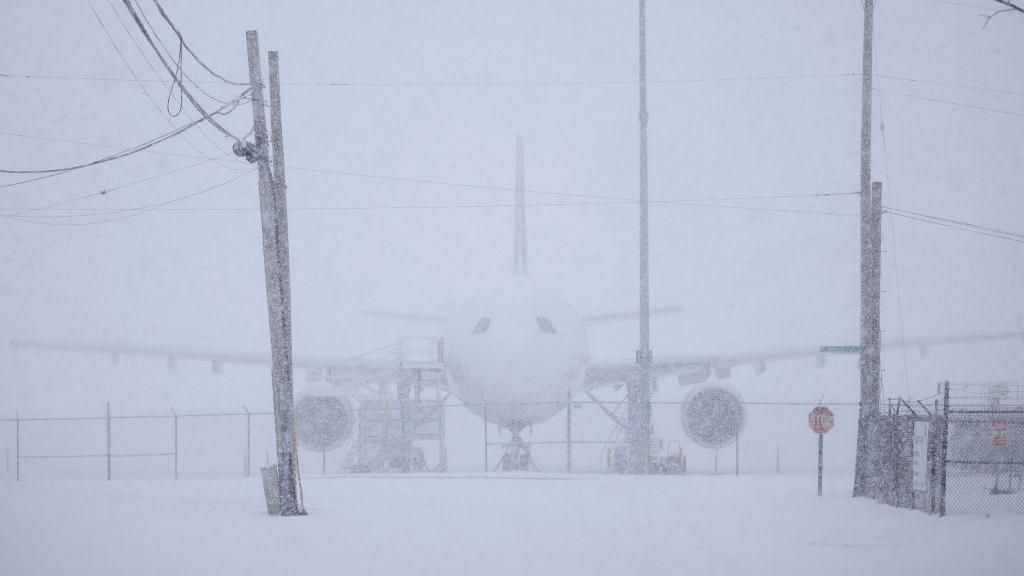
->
11, 137, 1024, 472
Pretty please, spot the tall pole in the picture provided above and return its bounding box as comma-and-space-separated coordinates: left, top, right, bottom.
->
514, 135, 527, 277
853, 0, 878, 498
243, 30, 300, 516
629, 0, 653, 475
734, 433, 739, 476
818, 433, 824, 497
172, 408, 178, 481
855, 182, 883, 496
244, 405, 251, 478
566, 388, 573, 473
106, 403, 112, 481
15, 411, 19, 482
483, 405, 489, 472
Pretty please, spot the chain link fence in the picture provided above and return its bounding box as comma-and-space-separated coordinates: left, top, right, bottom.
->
1, 397, 859, 480
870, 382, 1024, 516
0, 406, 277, 481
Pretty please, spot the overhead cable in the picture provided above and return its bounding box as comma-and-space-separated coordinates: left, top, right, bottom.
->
6, 169, 254, 226
885, 207, 1024, 244
89, 0, 242, 166
2, 154, 231, 218
118, 0, 245, 142
0, 92, 248, 187
149, 0, 247, 86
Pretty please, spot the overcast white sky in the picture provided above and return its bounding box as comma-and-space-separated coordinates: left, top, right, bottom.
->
1, 0, 1022, 415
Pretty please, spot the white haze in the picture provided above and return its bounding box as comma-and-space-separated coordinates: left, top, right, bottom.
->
1, 0, 1022, 450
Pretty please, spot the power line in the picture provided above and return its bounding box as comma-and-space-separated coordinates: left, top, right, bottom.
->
0, 93, 248, 187
131, 0, 239, 105
149, 0, 246, 86
0, 131, 216, 160
875, 43, 912, 398
877, 87, 1024, 118
9, 69, 1023, 97
89, 0, 246, 168
289, 164, 859, 204
281, 72, 861, 87
885, 207, 1024, 244
4, 197, 859, 220
878, 73, 1024, 98
886, 206, 1024, 239
117, 0, 244, 142
6, 169, 254, 226
0, 71, 859, 87
2, 154, 231, 218
11, 67, 1024, 109
0, 128, 858, 207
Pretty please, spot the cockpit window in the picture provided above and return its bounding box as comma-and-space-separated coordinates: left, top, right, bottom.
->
473, 317, 491, 334
536, 317, 556, 334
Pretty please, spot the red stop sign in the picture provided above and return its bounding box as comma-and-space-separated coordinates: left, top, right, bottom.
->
808, 406, 834, 434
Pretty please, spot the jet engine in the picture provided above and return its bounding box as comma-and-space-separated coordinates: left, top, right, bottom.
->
680, 385, 746, 449
295, 389, 355, 452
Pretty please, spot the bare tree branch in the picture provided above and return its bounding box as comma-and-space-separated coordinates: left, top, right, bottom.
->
982, 0, 1024, 27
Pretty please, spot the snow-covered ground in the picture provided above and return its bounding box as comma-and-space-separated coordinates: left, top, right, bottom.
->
2, 472, 1021, 576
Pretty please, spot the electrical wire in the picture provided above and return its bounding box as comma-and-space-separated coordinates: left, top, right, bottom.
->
877, 73, 1024, 98
0, 92, 248, 186
0, 130, 215, 161
149, 0, 247, 86
279, 72, 861, 88
89, 0, 245, 168
877, 87, 1024, 119
886, 207, 1024, 240
885, 208, 1024, 244
2, 153, 231, 218
288, 164, 859, 204
3, 197, 859, 218
118, 0, 244, 142
133, 0, 237, 105
6, 169, 254, 226
9, 68, 1024, 99
102, 0, 250, 167
874, 42, 912, 399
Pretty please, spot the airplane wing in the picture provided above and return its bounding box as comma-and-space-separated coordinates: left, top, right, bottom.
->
584, 330, 1024, 390
7, 338, 433, 390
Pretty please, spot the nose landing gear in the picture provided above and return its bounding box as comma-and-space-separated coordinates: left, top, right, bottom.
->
497, 423, 535, 472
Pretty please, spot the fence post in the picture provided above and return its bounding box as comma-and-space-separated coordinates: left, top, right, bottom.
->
817, 432, 824, 497
566, 389, 572, 473
439, 398, 447, 473
939, 381, 950, 516
735, 433, 739, 476
243, 405, 251, 478
172, 408, 178, 481
15, 411, 20, 482
106, 403, 111, 482
483, 404, 488, 473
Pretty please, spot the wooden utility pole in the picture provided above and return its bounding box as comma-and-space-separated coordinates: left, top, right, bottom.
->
242, 30, 301, 516
855, 181, 883, 497
630, 0, 653, 475
853, 0, 879, 499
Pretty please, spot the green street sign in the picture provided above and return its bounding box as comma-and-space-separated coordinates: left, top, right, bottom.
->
819, 345, 861, 354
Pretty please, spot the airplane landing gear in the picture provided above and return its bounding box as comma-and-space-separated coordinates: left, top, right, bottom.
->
498, 423, 534, 471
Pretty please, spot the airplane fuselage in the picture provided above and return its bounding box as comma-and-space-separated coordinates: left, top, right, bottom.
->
443, 279, 589, 430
